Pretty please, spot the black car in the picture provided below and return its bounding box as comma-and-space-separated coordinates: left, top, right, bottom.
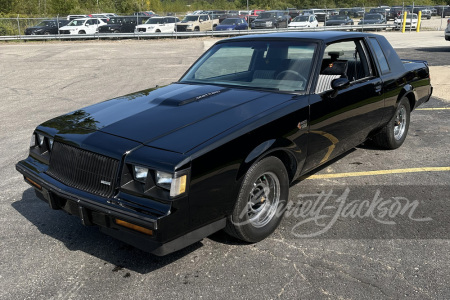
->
388, 6, 404, 20
25, 19, 70, 35
16, 32, 432, 256
359, 13, 386, 25
98, 16, 148, 33
325, 15, 354, 26
251, 10, 290, 29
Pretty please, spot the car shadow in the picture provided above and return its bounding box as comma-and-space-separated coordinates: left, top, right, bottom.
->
12, 188, 202, 274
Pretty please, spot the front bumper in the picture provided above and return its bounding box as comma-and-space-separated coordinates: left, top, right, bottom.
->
16, 157, 225, 256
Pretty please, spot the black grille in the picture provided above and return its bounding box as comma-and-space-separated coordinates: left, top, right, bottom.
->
59, 30, 70, 34
46, 142, 119, 198
176, 25, 187, 32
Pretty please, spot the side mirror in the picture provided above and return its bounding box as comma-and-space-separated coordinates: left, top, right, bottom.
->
329, 78, 350, 98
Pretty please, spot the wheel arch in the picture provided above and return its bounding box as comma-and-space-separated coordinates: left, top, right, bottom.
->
236, 139, 298, 184
398, 84, 416, 112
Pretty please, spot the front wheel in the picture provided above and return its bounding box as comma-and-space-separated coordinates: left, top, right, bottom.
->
225, 156, 289, 243
373, 97, 411, 149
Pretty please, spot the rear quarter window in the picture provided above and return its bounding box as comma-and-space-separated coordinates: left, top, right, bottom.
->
368, 38, 390, 74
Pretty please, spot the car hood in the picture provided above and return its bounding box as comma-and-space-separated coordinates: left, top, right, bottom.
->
40, 83, 294, 154
254, 18, 276, 22
326, 20, 349, 25
216, 24, 236, 30
359, 19, 382, 24
289, 21, 309, 26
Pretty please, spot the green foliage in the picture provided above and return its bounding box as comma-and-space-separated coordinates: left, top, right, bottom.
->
1, 0, 449, 15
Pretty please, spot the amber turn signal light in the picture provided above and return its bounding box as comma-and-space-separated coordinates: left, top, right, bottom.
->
25, 177, 42, 190
115, 219, 153, 236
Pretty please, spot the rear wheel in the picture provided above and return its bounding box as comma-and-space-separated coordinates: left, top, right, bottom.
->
225, 157, 289, 242
373, 97, 411, 149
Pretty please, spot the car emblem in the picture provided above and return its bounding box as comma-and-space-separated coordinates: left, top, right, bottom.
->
101, 180, 111, 186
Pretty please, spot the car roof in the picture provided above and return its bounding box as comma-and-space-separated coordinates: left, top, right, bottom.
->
221, 31, 378, 43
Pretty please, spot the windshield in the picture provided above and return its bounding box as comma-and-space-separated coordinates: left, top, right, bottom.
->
258, 12, 276, 19
180, 40, 317, 92
107, 18, 123, 24
329, 15, 347, 20
221, 19, 239, 25
146, 18, 164, 24
67, 19, 85, 26
182, 16, 199, 22
293, 16, 309, 22
36, 21, 55, 27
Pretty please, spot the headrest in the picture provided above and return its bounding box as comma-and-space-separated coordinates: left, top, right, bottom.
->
321, 60, 348, 76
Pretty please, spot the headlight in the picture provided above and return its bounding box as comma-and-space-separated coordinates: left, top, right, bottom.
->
29, 132, 54, 162
156, 171, 187, 197
187, 24, 193, 28
133, 166, 148, 183
148, 26, 154, 30
124, 164, 188, 198
266, 21, 273, 26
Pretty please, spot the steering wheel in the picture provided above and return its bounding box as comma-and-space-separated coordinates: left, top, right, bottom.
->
275, 70, 306, 82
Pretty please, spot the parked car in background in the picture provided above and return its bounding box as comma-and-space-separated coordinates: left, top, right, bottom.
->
133, 11, 157, 17
135, 16, 179, 33
288, 15, 318, 28
369, 7, 388, 18
410, 7, 432, 19
98, 16, 147, 33
445, 18, 450, 40
309, 9, 327, 22
325, 15, 354, 26
66, 15, 88, 21
388, 6, 404, 20
247, 9, 265, 24
214, 18, 248, 31
351, 7, 366, 17
16, 31, 432, 256
359, 13, 386, 25
25, 19, 70, 35
176, 14, 219, 31
394, 13, 419, 29
59, 18, 106, 34
443, 7, 450, 17
251, 11, 289, 29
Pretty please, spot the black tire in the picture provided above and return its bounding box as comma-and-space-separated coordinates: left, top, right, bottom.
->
78, 30, 86, 34
225, 156, 289, 243
373, 97, 411, 149
194, 27, 199, 31
44, 31, 50, 35
155, 29, 161, 33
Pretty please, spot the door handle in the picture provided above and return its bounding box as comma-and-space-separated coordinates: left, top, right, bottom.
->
375, 85, 382, 94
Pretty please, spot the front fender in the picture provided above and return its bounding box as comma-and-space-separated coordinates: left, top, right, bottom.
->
237, 138, 300, 183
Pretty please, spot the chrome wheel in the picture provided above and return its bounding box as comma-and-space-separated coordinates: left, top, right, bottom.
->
394, 105, 406, 140
247, 172, 280, 228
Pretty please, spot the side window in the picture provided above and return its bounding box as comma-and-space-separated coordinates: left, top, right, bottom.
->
368, 38, 390, 74
316, 39, 372, 93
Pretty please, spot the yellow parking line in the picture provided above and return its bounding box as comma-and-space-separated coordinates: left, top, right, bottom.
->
416, 108, 450, 111
305, 167, 450, 179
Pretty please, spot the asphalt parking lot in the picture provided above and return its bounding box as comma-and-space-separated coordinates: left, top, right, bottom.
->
1, 31, 449, 299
